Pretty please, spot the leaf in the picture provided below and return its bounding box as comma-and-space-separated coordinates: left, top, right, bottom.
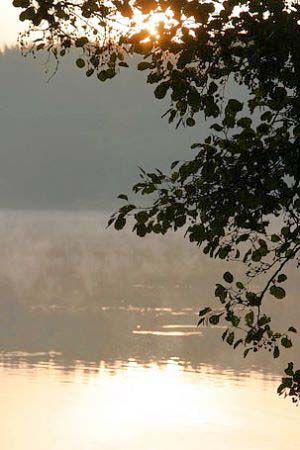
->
215, 284, 227, 303
76, 58, 85, 69
97, 71, 107, 81
75, 37, 89, 47
258, 315, 271, 326
294, 198, 300, 210
294, 370, 300, 381
244, 348, 251, 358
170, 161, 180, 170
281, 377, 293, 388
231, 315, 240, 327
210, 123, 223, 132
271, 234, 280, 242
243, 249, 252, 263
222, 329, 228, 341
236, 282, 244, 290
246, 292, 261, 307
245, 311, 254, 327
197, 317, 205, 327
226, 99, 243, 113
273, 346, 280, 359
118, 194, 128, 201
270, 285, 286, 300
154, 82, 169, 99
175, 216, 186, 228
136, 223, 147, 237
284, 362, 294, 376
137, 61, 152, 71
208, 81, 218, 94
86, 68, 94, 77
135, 212, 148, 224
223, 271, 234, 283
227, 332, 234, 346
218, 247, 230, 259
281, 337, 292, 348
13, 0, 30, 7
277, 383, 286, 395
251, 250, 262, 262
234, 339, 243, 349
106, 217, 114, 228
209, 315, 221, 325
277, 274, 287, 283
237, 117, 252, 128
152, 224, 161, 234
288, 326, 297, 333
105, 68, 116, 79
119, 204, 135, 215
19, 6, 35, 21
238, 233, 250, 242
186, 117, 195, 127
114, 216, 126, 230
199, 307, 211, 317
281, 226, 290, 237
261, 111, 272, 122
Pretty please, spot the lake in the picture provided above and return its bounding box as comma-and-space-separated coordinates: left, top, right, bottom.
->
0, 211, 299, 450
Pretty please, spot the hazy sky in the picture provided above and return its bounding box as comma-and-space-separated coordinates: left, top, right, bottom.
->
0, 1, 24, 50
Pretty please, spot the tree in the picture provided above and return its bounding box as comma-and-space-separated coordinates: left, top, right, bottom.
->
14, 0, 300, 403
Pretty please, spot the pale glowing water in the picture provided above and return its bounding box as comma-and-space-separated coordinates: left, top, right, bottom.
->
0, 353, 299, 450
0, 211, 299, 449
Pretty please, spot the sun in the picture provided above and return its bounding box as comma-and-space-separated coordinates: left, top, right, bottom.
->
112, 6, 176, 42
131, 8, 176, 39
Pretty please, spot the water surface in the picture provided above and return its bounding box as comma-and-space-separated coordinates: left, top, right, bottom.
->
0, 211, 299, 450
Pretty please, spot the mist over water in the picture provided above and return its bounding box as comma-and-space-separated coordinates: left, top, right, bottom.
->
0, 210, 213, 309
0, 210, 218, 362
0, 209, 298, 367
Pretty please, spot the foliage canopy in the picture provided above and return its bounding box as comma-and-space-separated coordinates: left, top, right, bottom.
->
14, 0, 300, 402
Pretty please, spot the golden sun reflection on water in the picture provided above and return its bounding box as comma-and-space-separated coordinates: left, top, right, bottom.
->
132, 330, 203, 336
0, 357, 299, 450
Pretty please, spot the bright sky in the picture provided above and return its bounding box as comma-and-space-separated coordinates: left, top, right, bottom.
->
0, 1, 25, 51
0, 0, 236, 52
0, 1, 168, 51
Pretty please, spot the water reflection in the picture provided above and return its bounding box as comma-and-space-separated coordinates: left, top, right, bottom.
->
132, 330, 203, 336
0, 355, 299, 450
0, 304, 297, 375
0, 350, 277, 386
